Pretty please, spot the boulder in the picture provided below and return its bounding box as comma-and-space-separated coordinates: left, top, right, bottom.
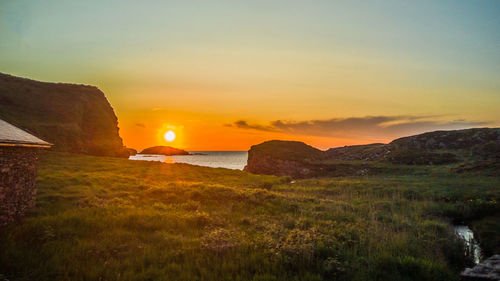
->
461, 255, 500, 281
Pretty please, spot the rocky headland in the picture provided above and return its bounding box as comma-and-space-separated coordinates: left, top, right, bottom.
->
0, 73, 130, 157
245, 128, 500, 178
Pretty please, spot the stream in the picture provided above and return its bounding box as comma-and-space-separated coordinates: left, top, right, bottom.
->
454, 225, 483, 264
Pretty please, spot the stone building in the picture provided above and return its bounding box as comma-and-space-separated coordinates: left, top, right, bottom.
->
0, 118, 51, 226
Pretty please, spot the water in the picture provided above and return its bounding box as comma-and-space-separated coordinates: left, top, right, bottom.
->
129, 151, 248, 170
455, 225, 482, 264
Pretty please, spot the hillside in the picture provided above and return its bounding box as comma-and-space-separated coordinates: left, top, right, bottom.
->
0, 73, 129, 157
245, 128, 500, 178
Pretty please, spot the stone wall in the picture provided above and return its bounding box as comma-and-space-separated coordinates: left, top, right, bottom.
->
0, 146, 39, 226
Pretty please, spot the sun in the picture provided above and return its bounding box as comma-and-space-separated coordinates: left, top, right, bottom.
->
164, 130, 176, 142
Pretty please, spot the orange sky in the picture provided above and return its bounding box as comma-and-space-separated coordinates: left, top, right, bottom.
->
115, 107, 488, 151
1, 1, 499, 151
118, 109, 380, 151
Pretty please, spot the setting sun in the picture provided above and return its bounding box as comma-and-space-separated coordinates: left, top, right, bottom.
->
164, 130, 176, 142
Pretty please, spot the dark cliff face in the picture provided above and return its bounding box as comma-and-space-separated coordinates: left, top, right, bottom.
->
245, 128, 500, 178
0, 73, 129, 157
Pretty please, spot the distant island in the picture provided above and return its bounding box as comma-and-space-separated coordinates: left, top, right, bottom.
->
140, 146, 190, 156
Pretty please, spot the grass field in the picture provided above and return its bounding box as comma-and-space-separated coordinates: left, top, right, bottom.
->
1, 152, 499, 281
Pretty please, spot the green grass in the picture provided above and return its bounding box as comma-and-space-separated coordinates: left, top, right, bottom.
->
0, 152, 499, 281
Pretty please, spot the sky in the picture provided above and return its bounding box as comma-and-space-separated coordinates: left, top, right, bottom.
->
1, 0, 499, 150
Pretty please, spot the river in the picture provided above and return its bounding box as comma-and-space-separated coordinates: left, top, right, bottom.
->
455, 225, 482, 264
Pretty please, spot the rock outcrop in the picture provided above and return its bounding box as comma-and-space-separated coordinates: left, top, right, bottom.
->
245, 128, 500, 178
127, 148, 138, 156
0, 73, 130, 157
244, 140, 385, 178
245, 141, 325, 178
461, 255, 500, 281
140, 146, 189, 156
390, 128, 500, 150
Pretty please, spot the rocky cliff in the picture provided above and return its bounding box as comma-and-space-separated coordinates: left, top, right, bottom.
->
245, 141, 326, 178
0, 73, 129, 157
245, 128, 500, 178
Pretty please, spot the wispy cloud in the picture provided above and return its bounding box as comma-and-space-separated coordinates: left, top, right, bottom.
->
230, 116, 488, 140
135, 123, 146, 128
232, 120, 275, 132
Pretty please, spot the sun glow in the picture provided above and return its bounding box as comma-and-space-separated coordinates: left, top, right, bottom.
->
164, 130, 176, 142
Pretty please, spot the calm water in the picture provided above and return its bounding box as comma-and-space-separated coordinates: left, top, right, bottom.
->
129, 151, 248, 170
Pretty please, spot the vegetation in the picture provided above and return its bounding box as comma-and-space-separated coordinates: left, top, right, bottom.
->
0, 73, 129, 157
0, 152, 499, 281
245, 129, 500, 178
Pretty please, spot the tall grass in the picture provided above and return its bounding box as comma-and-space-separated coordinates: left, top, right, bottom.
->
0, 152, 498, 280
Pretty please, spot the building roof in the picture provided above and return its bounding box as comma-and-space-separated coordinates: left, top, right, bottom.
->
0, 118, 52, 148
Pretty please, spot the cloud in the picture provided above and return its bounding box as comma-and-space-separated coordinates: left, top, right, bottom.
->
233, 120, 275, 131
135, 123, 146, 128
230, 116, 488, 140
